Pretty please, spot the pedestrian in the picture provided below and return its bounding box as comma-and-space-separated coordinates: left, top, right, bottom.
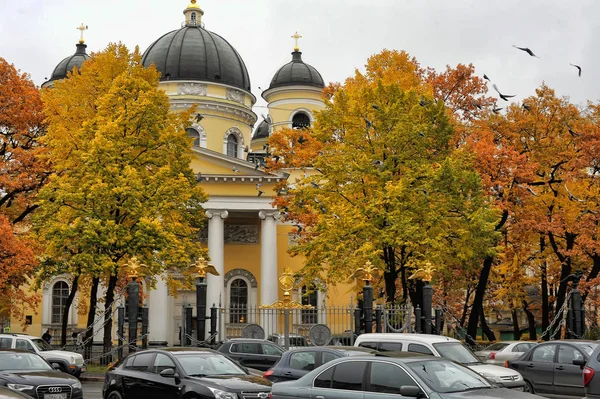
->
76, 331, 84, 349
42, 329, 53, 345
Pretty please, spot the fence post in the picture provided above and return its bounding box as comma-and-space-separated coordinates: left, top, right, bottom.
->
354, 308, 362, 337
141, 308, 148, 350
117, 307, 124, 359
127, 277, 140, 353
423, 284, 432, 334
375, 306, 382, 333
435, 308, 442, 335
184, 307, 193, 346
196, 277, 207, 343
415, 305, 422, 333
284, 310, 290, 350
572, 279, 583, 338
210, 306, 218, 344
363, 282, 373, 333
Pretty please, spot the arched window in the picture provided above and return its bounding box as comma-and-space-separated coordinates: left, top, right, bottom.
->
301, 285, 318, 324
227, 134, 238, 158
190, 12, 197, 25
230, 279, 248, 323
186, 128, 200, 147
292, 112, 311, 129
51, 281, 69, 324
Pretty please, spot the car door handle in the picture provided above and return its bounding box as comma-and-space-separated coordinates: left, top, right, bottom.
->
284, 371, 293, 376
526, 363, 535, 368
315, 396, 325, 399
556, 366, 565, 370
147, 382, 155, 386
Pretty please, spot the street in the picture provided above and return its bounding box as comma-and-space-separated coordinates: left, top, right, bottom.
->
83, 381, 103, 399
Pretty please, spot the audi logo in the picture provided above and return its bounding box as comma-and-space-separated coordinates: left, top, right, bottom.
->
48, 387, 62, 393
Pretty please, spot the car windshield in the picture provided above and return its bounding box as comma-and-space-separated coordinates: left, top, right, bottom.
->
0, 353, 52, 371
433, 342, 480, 365
176, 354, 246, 377
408, 359, 491, 393
483, 343, 509, 351
30, 338, 52, 352
575, 343, 599, 355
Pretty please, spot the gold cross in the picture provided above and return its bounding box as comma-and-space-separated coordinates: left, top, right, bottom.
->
77, 23, 88, 44
291, 31, 302, 52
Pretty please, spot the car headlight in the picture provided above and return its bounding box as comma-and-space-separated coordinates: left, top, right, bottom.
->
207, 387, 237, 399
72, 381, 82, 389
69, 356, 76, 364
7, 384, 34, 392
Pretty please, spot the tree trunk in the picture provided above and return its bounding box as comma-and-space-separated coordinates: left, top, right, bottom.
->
479, 304, 496, 341
548, 231, 576, 339
466, 210, 508, 345
84, 277, 100, 360
382, 246, 399, 303
523, 300, 537, 340
61, 274, 80, 347
540, 236, 550, 340
103, 274, 118, 361
511, 308, 521, 340
583, 254, 600, 303
460, 287, 472, 327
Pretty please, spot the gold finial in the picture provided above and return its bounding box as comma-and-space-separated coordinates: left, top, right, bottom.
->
193, 258, 219, 278
278, 267, 296, 294
76, 23, 88, 44
260, 266, 314, 310
291, 31, 302, 52
408, 261, 436, 282
126, 257, 146, 279
348, 261, 379, 283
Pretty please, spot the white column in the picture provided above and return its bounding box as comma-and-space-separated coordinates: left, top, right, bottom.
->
259, 211, 281, 306
148, 275, 169, 345
205, 210, 228, 309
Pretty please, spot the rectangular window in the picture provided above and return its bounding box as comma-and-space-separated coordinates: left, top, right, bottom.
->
331, 361, 367, 391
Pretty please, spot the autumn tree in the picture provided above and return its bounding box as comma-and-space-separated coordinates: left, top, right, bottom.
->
268, 50, 498, 308
0, 58, 48, 319
36, 43, 207, 351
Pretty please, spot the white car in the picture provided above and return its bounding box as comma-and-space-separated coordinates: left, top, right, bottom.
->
354, 333, 525, 391
0, 334, 86, 377
474, 341, 537, 365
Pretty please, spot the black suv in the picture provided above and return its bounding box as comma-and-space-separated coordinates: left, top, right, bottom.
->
217, 339, 284, 371
102, 348, 271, 399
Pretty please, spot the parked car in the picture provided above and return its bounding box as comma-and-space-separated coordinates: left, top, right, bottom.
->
475, 341, 538, 365
263, 346, 379, 382
270, 354, 544, 399
507, 339, 598, 398
0, 387, 34, 399
216, 338, 284, 371
354, 333, 525, 390
581, 340, 600, 398
102, 347, 271, 399
0, 334, 85, 377
267, 333, 308, 349
0, 349, 83, 399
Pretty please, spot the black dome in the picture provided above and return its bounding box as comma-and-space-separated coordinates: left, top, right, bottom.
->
268, 51, 324, 90
142, 26, 251, 92
46, 43, 90, 83
252, 119, 270, 140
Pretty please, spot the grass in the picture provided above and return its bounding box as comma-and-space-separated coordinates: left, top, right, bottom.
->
85, 364, 109, 373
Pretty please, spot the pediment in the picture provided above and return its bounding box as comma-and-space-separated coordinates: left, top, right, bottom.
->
190, 147, 284, 180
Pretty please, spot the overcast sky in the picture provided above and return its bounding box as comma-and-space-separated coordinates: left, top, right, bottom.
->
1, 0, 598, 115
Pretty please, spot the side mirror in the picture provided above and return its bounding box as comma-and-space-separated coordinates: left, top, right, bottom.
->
159, 368, 178, 378
399, 385, 423, 398
573, 358, 586, 369
51, 363, 61, 370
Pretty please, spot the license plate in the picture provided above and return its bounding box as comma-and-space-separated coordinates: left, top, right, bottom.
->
512, 387, 524, 391
44, 394, 67, 399
81, 366, 86, 372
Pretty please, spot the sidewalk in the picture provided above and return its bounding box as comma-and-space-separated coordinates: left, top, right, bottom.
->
80, 371, 106, 382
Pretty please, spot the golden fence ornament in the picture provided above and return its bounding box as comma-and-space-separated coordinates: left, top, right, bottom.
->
193, 258, 220, 278
260, 267, 314, 310
347, 260, 379, 283
408, 261, 436, 282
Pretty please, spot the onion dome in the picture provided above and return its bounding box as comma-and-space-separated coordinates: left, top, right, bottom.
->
141, 1, 251, 91
268, 51, 324, 90
44, 43, 90, 86
252, 119, 271, 140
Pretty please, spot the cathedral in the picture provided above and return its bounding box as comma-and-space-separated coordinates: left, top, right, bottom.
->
13, 1, 354, 345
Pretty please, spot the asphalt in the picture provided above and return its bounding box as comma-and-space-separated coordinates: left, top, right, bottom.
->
80, 371, 106, 382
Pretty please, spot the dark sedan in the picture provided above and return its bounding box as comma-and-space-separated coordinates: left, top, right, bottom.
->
217, 339, 284, 371
507, 339, 598, 398
263, 346, 378, 382
271, 355, 543, 399
102, 348, 271, 399
0, 350, 82, 399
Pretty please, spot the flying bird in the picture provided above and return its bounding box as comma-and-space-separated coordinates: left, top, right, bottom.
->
195, 173, 203, 182
419, 95, 430, 107
195, 113, 204, 122
493, 84, 516, 102
364, 118, 374, 129
232, 166, 239, 173
243, 145, 249, 153
492, 105, 503, 114
483, 74, 491, 81
564, 123, 581, 137
311, 181, 320, 188
372, 104, 381, 110
293, 224, 303, 233
255, 183, 262, 190
522, 103, 531, 112
569, 63, 582, 77
473, 102, 483, 110
257, 190, 264, 197
320, 205, 327, 213
297, 135, 307, 145
373, 159, 384, 170
513, 45, 540, 58
263, 144, 269, 151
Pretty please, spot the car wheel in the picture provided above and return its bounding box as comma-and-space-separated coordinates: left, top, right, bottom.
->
523, 380, 534, 393
106, 390, 123, 399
